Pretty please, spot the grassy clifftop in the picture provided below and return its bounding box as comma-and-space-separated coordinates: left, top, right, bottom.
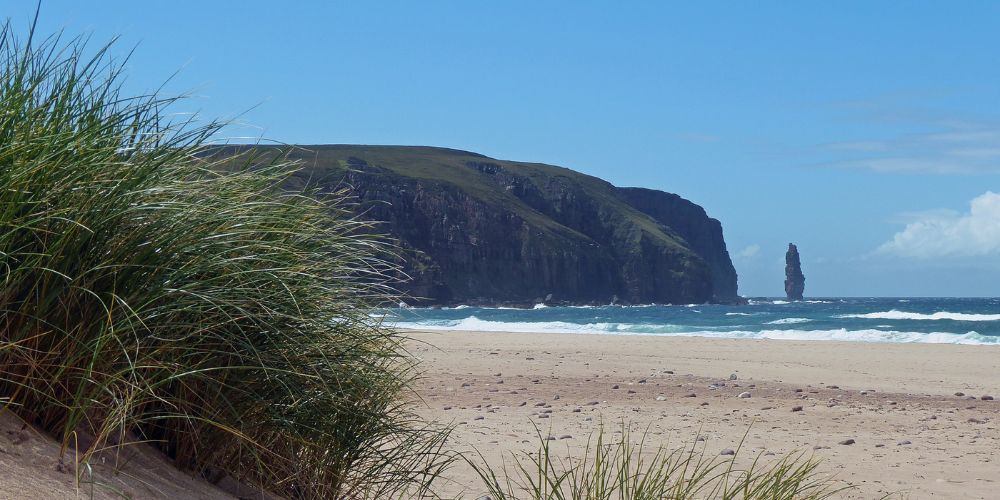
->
214, 144, 739, 305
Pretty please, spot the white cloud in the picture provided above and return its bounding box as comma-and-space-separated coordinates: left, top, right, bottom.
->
735, 244, 760, 259
877, 192, 1000, 258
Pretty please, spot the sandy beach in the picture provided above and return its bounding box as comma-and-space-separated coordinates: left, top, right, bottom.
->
408, 330, 1000, 499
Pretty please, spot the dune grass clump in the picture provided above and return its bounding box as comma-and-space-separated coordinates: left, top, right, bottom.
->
0, 19, 448, 498
468, 424, 846, 500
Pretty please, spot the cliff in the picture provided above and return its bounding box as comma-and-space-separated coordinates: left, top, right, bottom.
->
212, 145, 740, 306
785, 243, 805, 301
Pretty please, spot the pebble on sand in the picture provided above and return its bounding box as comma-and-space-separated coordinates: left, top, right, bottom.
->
738, 391, 751, 398
720, 449, 735, 456
791, 406, 803, 412
655, 396, 667, 401
981, 395, 994, 401
838, 439, 855, 445
897, 440, 912, 446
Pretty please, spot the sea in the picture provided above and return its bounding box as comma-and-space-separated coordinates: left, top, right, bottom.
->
386, 297, 1000, 345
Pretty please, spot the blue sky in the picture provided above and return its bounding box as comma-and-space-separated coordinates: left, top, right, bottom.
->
9, 1, 1000, 296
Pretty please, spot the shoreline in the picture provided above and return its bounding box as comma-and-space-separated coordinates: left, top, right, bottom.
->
397, 324, 1000, 346
408, 329, 1000, 499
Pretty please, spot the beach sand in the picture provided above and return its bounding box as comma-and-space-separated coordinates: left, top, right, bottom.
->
408, 330, 1000, 499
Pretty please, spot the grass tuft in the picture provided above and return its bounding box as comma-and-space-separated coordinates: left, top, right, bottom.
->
466, 423, 848, 500
0, 16, 448, 499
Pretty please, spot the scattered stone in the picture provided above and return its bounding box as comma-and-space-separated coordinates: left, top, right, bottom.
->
897, 440, 911, 446
443, 406, 452, 410
965, 395, 978, 400
729, 373, 738, 380
461, 382, 471, 387
954, 392, 965, 397
612, 384, 620, 389
518, 402, 527, 407
534, 402, 546, 407
827, 385, 839, 389
664, 370, 674, 374
700, 402, 709, 406
627, 390, 636, 394
553, 395, 560, 400
794, 388, 803, 393
791, 406, 804, 412
813, 445, 830, 450
655, 396, 667, 401
968, 418, 986, 424
537, 414, 549, 419
572, 408, 581, 413
638, 378, 647, 384
981, 395, 994, 401
838, 439, 855, 446
887, 401, 897, 405
720, 449, 736, 456
696, 436, 707, 442
586, 400, 600, 405
738, 391, 751, 399
474, 416, 484, 421
525, 357, 535, 360
875, 444, 885, 448
558, 435, 572, 440
684, 393, 697, 398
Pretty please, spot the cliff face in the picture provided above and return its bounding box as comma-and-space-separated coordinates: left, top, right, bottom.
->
785, 243, 805, 301
616, 188, 738, 302
214, 145, 740, 306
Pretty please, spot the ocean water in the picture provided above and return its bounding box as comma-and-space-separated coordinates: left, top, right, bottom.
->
386, 297, 1000, 345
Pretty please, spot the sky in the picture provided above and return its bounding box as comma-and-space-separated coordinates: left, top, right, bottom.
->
6, 1, 1000, 297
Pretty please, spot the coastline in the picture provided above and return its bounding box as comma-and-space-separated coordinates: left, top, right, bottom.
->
408, 329, 1000, 499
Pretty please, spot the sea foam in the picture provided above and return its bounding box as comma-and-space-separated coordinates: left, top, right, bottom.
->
765, 317, 812, 325
391, 317, 999, 345
838, 310, 1000, 322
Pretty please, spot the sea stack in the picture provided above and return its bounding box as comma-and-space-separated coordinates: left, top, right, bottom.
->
784, 243, 805, 301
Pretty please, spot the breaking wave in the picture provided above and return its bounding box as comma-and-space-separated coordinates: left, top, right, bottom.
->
392, 317, 998, 345
765, 317, 812, 325
838, 310, 1000, 322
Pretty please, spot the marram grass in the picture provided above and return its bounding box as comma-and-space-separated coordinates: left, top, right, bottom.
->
467, 423, 851, 500
0, 18, 448, 499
